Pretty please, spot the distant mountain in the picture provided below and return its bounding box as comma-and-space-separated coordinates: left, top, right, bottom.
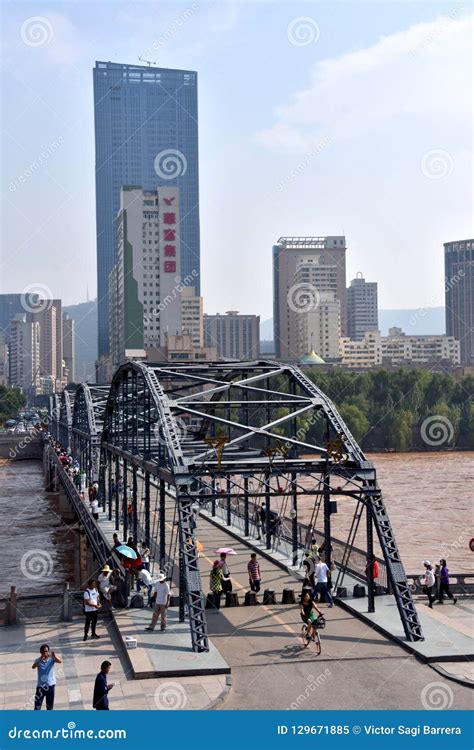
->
63, 300, 97, 382
378, 307, 445, 336
259, 308, 446, 343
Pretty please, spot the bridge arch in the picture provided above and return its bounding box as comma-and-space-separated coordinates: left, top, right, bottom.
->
96, 360, 423, 653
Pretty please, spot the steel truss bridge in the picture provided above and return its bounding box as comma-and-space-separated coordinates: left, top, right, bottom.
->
48, 360, 423, 652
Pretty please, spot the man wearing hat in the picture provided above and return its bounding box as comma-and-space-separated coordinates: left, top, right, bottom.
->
422, 560, 436, 608
145, 573, 170, 632
98, 565, 116, 605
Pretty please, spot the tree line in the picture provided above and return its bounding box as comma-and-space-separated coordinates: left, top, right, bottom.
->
305, 368, 473, 451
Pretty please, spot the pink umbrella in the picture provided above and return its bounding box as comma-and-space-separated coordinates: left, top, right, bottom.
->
215, 547, 237, 555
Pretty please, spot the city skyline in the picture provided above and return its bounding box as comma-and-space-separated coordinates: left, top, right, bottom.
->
1, 3, 472, 322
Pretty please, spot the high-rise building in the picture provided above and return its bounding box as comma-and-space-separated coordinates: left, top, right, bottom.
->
93, 61, 200, 360
62, 313, 75, 383
0, 333, 8, 385
296, 291, 340, 360
9, 314, 40, 396
444, 239, 473, 364
347, 273, 378, 341
204, 312, 260, 360
181, 286, 203, 348
32, 300, 64, 388
273, 237, 347, 360
0, 293, 37, 343
108, 186, 183, 370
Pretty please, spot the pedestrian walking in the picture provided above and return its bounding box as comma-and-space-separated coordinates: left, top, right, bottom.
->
90, 497, 99, 521
438, 559, 457, 605
254, 502, 265, 540
247, 553, 262, 593
32, 644, 61, 710
92, 661, 115, 710
313, 560, 334, 607
422, 560, 436, 608
219, 552, 232, 593
83, 579, 101, 641
98, 565, 116, 604
140, 541, 151, 571
145, 573, 170, 631
209, 560, 223, 610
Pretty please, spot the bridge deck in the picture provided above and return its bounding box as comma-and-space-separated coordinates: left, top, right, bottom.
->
198, 507, 474, 667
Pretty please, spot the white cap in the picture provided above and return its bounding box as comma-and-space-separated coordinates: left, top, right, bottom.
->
422, 560, 431, 566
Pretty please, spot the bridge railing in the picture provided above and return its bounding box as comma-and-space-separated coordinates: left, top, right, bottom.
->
206, 494, 390, 591
47, 447, 124, 573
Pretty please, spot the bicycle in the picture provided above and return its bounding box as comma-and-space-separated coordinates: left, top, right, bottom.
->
301, 615, 325, 655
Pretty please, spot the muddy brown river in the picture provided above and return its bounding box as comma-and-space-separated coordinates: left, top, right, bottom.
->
0, 452, 472, 598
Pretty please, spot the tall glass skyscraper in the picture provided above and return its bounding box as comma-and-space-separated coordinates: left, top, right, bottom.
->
93, 61, 200, 358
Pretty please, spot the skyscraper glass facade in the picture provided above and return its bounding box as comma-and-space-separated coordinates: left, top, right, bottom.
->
93, 61, 200, 357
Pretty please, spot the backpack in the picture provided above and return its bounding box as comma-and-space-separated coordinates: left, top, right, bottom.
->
129, 594, 145, 609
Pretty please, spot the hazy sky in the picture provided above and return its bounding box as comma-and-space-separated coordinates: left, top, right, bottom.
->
1, 1, 472, 321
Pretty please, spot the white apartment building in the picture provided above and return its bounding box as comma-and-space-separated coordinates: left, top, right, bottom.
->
340, 331, 382, 368
181, 287, 203, 348
9, 314, 40, 395
382, 328, 460, 365
110, 186, 183, 369
296, 291, 340, 360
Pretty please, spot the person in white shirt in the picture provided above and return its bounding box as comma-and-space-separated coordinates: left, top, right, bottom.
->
97, 565, 116, 604
313, 561, 334, 607
90, 498, 99, 521
145, 574, 170, 632
83, 579, 101, 641
422, 560, 436, 609
140, 542, 151, 571
136, 566, 153, 606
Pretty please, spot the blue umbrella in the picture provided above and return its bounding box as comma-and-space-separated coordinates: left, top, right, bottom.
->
116, 545, 137, 559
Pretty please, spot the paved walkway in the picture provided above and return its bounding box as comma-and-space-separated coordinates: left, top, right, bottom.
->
0, 616, 228, 711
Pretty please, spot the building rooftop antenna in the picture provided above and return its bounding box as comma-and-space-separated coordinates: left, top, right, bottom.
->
139, 57, 156, 67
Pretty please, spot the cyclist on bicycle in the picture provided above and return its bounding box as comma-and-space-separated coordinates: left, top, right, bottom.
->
300, 590, 323, 639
